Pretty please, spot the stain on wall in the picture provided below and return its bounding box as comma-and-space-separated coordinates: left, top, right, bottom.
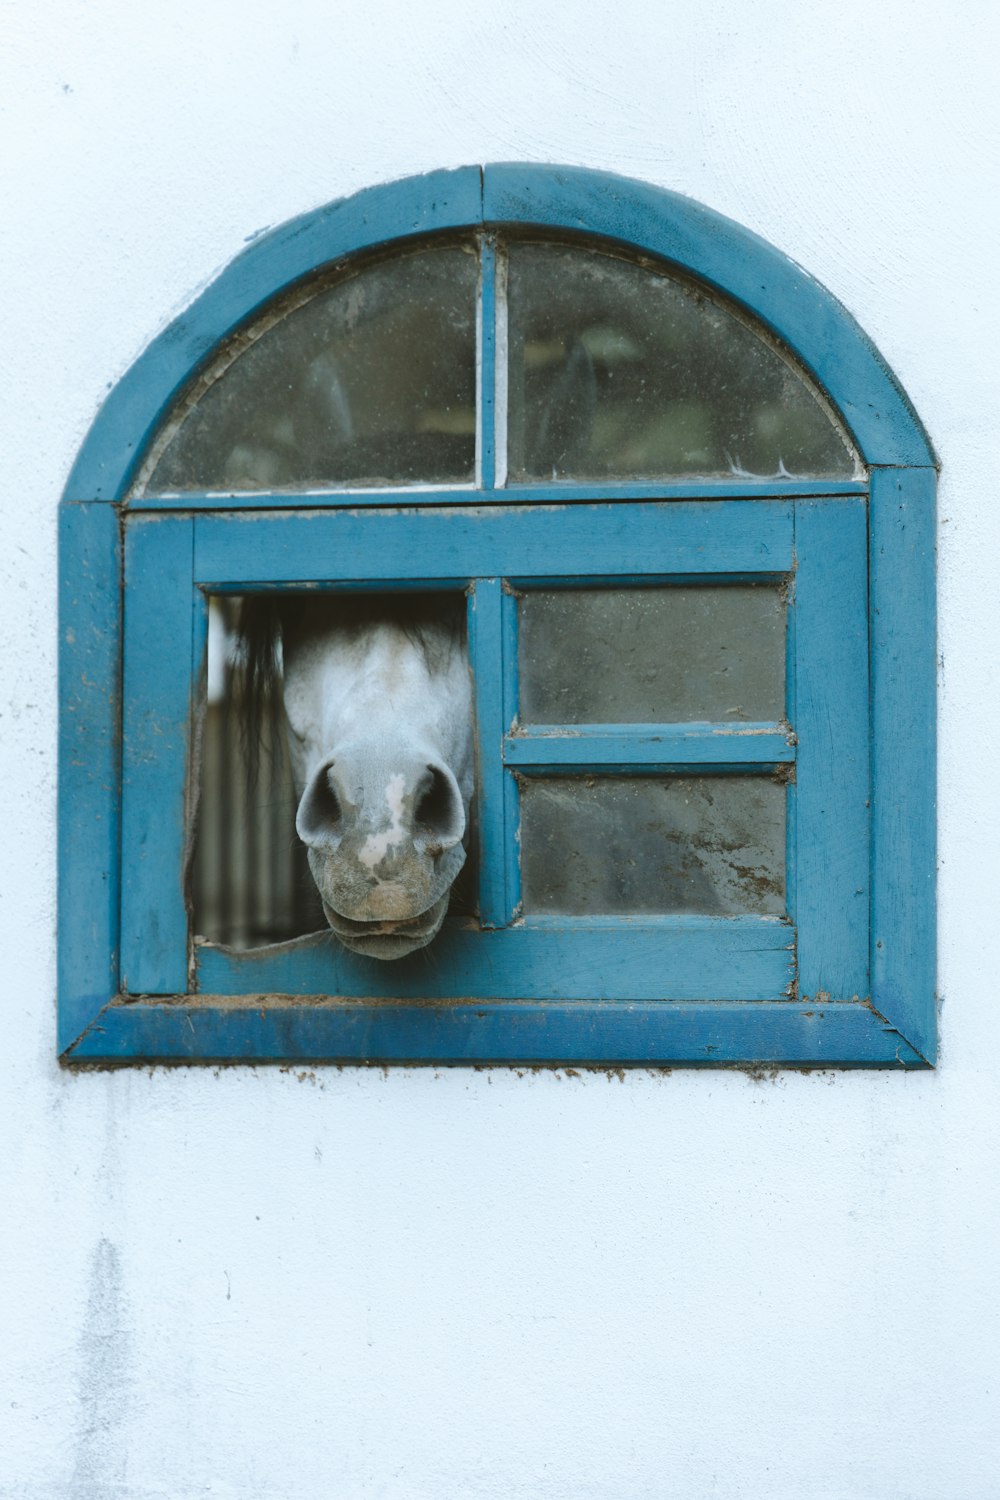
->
70, 1239, 132, 1499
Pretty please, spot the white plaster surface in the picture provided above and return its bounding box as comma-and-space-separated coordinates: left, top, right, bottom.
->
1, 2, 999, 1495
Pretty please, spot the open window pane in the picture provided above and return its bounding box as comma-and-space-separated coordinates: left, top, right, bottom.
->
518, 584, 786, 724
520, 775, 786, 915
193, 592, 478, 951
506, 241, 858, 482
139, 244, 478, 493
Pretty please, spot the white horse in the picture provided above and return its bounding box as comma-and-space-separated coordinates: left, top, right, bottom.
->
241, 595, 473, 959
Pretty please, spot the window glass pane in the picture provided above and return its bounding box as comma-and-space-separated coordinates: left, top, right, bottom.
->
519, 585, 785, 724
520, 776, 785, 915
506, 241, 857, 482
139, 244, 478, 493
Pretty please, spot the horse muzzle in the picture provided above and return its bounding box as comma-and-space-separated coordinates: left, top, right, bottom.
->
321, 889, 450, 959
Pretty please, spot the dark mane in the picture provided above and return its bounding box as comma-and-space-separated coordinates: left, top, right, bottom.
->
236, 596, 285, 785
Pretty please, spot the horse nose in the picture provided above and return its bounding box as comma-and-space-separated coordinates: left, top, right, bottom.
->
295, 755, 465, 861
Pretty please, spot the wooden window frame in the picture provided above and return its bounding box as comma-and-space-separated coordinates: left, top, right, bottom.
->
59, 165, 937, 1067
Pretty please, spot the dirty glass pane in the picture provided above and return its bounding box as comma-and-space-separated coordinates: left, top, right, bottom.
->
505, 241, 857, 481
519, 585, 785, 724
520, 776, 785, 915
140, 244, 478, 493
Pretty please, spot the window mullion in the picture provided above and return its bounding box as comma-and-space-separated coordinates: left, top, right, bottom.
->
504, 723, 795, 771
120, 514, 196, 996
792, 496, 870, 1001
477, 234, 499, 491
468, 577, 519, 926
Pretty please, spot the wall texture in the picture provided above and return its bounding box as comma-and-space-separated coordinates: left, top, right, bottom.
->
2, 2, 998, 1496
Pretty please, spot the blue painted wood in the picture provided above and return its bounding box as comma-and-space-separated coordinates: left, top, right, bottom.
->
207, 571, 787, 596
193, 501, 794, 584
482, 164, 935, 470
129, 479, 867, 512
120, 516, 194, 994
63, 168, 484, 502
505, 724, 795, 767
195, 917, 793, 1001
870, 467, 937, 1063
500, 588, 522, 914
57, 164, 938, 1068
783, 540, 799, 927
468, 580, 514, 926
65, 166, 934, 508
479, 236, 497, 489
510, 571, 790, 591
66, 999, 928, 1067
58, 503, 122, 1053
792, 498, 870, 1002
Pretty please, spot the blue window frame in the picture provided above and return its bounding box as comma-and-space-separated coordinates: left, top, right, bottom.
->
59, 165, 937, 1067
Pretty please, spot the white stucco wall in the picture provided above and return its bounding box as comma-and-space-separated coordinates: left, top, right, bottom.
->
2, 3, 999, 1496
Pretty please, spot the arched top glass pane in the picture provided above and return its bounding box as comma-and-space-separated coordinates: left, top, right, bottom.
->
505, 240, 859, 482
135, 230, 860, 498
137, 242, 479, 494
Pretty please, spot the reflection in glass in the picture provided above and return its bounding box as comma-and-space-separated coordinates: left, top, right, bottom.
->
140, 244, 478, 493
506, 241, 857, 481
519, 585, 785, 724
520, 776, 786, 915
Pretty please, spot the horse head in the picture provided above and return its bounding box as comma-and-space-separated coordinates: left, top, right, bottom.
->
243, 596, 473, 959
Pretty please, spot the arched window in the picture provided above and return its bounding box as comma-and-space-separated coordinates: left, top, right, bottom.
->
60, 166, 936, 1066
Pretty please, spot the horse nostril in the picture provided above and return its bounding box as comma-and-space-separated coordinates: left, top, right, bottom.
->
415, 764, 463, 848
296, 761, 344, 848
